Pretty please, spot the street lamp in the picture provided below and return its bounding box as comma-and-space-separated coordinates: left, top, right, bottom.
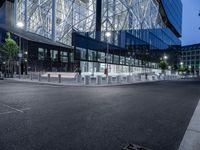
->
164, 55, 168, 60
105, 31, 111, 77
16, 22, 24, 28
16, 21, 24, 79
180, 62, 183, 65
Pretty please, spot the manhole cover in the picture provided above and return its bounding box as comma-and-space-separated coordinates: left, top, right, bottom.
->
123, 144, 153, 150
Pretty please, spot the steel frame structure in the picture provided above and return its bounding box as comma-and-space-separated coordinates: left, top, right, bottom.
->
16, 0, 96, 45
16, 0, 165, 46
101, 0, 165, 31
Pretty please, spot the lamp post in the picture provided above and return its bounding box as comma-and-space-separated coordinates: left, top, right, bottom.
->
105, 31, 111, 77
16, 21, 24, 79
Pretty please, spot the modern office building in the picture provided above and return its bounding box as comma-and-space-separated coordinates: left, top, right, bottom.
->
0, 0, 182, 75
181, 44, 200, 75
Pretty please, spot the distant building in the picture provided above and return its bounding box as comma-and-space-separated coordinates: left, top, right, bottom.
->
0, 0, 182, 75
181, 44, 200, 75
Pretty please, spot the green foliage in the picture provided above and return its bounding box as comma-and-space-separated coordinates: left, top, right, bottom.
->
159, 60, 168, 70
0, 32, 19, 59
178, 66, 188, 73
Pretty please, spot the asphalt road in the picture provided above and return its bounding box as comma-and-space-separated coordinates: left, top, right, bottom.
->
0, 79, 200, 150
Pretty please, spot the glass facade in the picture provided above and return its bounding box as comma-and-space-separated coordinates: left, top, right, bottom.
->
0, 0, 182, 74
161, 0, 182, 36
182, 44, 200, 72
15, 0, 182, 48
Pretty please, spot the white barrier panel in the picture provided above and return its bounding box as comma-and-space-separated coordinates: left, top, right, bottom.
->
133, 74, 140, 81
127, 76, 133, 83
38, 73, 41, 81
141, 75, 146, 81
154, 75, 158, 80
96, 75, 102, 85
116, 76, 121, 84
107, 76, 112, 84
84, 75, 90, 85
147, 75, 153, 81
76, 75, 82, 83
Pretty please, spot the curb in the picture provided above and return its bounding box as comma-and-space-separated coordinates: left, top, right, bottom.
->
4, 78, 163, 87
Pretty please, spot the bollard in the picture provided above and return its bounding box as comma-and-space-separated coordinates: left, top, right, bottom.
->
84, 75, 90, 85
38, 72, 41, 81
13, 72, 16, 78
107, 76, 112, 84
96, 75, 102, 85
30, 72, 33, 80
48, 74, 51, 82
76, 75, 82, 83
23, 72, 26, 79
58, 74, 61, 83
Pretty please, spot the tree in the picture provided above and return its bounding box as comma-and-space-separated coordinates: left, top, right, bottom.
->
178, 66, 187, 74
159, 60, 168, 73
0, 32, 19, 77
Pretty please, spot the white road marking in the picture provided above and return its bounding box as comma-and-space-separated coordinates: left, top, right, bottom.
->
0, 107, 30, 116
21, 108, 31, 111
3, 104, 25, 113
0, 111, 15, 115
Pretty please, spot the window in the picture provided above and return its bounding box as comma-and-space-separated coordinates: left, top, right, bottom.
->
61, 51, 68, 63
98, 52, 105, 62
88, 50, 97, 61
113, 55, 119, 64
126, 57, 130, 65
70, 53, 74, 62
78, 47, 86, 60
38, 48, 47, 60
120, 56, 125, 65
192, 51, 195, 55
106, 54, 112, 63
135, 59, 139, 66
50, 50, 58, 61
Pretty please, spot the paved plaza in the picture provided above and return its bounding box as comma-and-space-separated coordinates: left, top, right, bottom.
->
0, 79, 200, 150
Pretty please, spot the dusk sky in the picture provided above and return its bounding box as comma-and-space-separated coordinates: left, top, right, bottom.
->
181, 0, 200, 46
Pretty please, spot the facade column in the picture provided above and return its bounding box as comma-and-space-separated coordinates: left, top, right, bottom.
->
14, 0, 17, 27
24, 0, 28, 31
52, 0, 56, 41
95, 0, 102, 40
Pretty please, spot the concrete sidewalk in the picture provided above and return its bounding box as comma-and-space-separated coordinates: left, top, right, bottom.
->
179, 99, 200, 150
